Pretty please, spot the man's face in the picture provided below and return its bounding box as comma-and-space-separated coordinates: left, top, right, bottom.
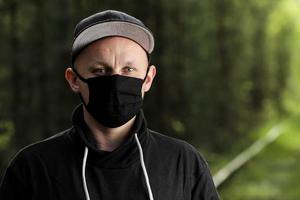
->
65, 36, 156, 105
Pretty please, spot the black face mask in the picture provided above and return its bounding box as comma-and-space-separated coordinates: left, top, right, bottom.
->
73, 67, 147, 128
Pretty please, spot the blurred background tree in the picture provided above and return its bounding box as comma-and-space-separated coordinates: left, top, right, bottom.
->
1, 0, 300, 198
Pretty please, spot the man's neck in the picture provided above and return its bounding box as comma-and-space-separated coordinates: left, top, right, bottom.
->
83, 107, 136, 152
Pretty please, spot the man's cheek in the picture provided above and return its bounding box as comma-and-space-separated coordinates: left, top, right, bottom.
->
79, 85, 90, 104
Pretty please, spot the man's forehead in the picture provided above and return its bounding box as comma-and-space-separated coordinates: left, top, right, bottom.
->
88, 36, 147, 51
75, 36, 148, 68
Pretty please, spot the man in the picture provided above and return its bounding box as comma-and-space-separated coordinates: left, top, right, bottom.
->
0, 10, 219, 199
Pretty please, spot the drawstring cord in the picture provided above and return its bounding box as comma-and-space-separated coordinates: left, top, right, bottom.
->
82, 147, 90, 200
82, 133, 154, 200
134, 133, 154, 200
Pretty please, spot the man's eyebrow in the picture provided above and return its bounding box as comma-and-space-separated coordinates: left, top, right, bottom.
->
86, 61, 139, 71
124, 61, 136, 67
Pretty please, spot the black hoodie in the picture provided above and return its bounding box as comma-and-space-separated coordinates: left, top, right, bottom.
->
0, 105, 219, 200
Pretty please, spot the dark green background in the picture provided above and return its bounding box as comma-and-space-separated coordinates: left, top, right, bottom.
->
1, 0, 300, 198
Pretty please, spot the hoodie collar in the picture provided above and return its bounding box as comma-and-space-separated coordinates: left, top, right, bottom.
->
71, 104, 149, 169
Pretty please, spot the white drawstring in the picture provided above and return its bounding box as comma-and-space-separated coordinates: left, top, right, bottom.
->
82, 147, 90, 200
82, 133, 154, 200
134, 133, 154, 200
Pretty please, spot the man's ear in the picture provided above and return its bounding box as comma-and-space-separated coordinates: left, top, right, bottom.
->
143, 65, 156, 92
65, 67, 80, 92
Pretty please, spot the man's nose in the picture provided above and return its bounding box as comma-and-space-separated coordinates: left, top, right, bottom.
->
110, 69, 121, 76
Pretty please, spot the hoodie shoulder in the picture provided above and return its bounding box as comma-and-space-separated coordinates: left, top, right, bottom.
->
148, 129, 200, 152
23, 128, 72, 153
8, 128, 74, 167
148, 130, 208, 166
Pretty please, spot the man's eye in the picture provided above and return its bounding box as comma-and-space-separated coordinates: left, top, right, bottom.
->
124, 66, 134, 72
93, 68, 106, 74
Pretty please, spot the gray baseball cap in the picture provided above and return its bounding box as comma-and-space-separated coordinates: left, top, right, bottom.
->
71, 10, 155, 64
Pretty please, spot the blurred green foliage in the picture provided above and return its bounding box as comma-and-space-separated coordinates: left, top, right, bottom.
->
0, 0, 300, 197
0, 121, 14, 150
219, 116, 300, 199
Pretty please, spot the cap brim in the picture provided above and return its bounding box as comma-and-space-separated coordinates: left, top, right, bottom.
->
72, 21, 154, 55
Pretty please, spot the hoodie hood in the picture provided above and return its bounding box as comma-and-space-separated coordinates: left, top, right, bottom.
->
71, 104, 150, 169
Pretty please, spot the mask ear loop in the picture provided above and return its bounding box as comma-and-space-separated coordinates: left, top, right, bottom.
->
143, 66, 151, 82
143, 51, 152, 83
71, 65, 90, 108
72, 65, 88, 83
